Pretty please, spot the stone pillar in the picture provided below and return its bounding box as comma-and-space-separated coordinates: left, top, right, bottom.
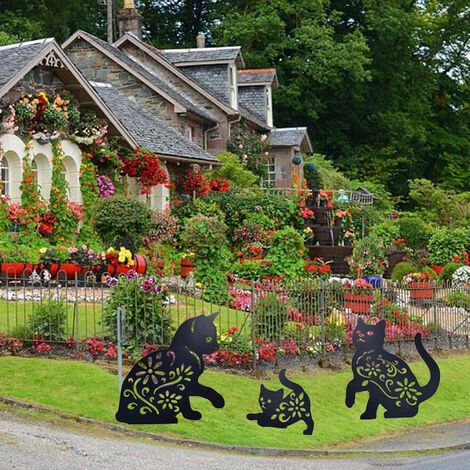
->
117, 0, 143, 39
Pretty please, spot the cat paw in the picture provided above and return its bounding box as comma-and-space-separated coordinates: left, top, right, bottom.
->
345, 397, 355, 408
246, 413, 259, 420
211, 393, 225, 408
360, 412, 376, 420
183, 410, 202, 420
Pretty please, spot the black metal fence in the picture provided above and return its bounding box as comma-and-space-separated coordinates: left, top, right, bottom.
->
0, 272, 469, 366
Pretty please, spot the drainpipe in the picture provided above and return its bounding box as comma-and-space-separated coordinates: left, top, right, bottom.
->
204, 121, 219, 151
228, 114, 242, 140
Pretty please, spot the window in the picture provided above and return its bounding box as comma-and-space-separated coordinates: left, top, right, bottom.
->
266, 86, 273, 127
185, 125, 195, 142
229, 64, 238, 110
0, 156, 9, 196
263, 157, 276, 187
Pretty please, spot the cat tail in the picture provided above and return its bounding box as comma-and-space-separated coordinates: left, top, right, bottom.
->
279, 369, 303, 394
415, 333, 440, 401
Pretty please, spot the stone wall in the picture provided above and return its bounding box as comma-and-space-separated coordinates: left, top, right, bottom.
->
119, 42, 231, 153
65, 39, 175, 127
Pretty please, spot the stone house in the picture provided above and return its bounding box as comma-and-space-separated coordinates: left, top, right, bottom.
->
0, 0, 312, 212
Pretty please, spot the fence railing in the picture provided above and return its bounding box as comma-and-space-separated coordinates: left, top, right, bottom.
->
0, 273, 469, 367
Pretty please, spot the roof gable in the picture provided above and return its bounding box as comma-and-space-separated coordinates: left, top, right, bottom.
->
63, 30, 216, 123
267, 127, 313, 153
238, 69, 278, 88
92, 82, 218, 164
0, 38, 138, 149
113, 34, 236, 116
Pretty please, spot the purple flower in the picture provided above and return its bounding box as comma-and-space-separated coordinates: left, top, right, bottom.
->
126, 270, 138, 280
97, 175, 115, 198
140, 276, 163, 295
104, 274, 119, 287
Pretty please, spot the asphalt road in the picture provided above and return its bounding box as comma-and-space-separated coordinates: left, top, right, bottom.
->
0, 410, 469, 470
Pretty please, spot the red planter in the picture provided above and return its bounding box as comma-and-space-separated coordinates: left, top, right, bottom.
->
155, 260, 164, 276
344, 292, 374, 314
409, 281, 434, 299
58, 263, 82, 280
106, 254, 147, 277
181, 258, 196, 278
1, 263, 25, 277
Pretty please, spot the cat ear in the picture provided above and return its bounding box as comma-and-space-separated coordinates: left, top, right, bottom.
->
260, 384, 268, 392
206, 312, 219, 323
377, 319, 386, 331
356, 317, 366, 328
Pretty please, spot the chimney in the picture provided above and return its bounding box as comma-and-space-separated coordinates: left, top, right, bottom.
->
117, 0, 143, 39
196, 33, 206, 48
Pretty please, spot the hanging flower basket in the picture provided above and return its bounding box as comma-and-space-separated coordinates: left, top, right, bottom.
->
409, 281, 434, 299
344, 292, 374, 314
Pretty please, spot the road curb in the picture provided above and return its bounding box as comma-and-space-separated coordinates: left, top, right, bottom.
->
1, 395, 470, 457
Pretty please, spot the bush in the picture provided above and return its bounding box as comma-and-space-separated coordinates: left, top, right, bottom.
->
445, 291, 470, 309
439, 262, 464, 282
427, 228, 468, 265
348, 232, 388, 276
371, 220, 400, 247
391, 261, 419, 281
264, 227, 305, 278
93, 196, 153, 249
209, 151, 258, 188
103, 274, 171, 350
28, 299, 68, 341
255, 293, 289, 341
398, 214, 434, 250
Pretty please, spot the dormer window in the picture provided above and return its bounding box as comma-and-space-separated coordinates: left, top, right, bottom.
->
229, 64, 238, 110
266, 86, 273, 127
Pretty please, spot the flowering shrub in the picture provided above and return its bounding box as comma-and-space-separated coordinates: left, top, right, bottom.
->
30, 335, 51, 355
84, 337, 105, 359
453, 251, 469, 266
452, 266, 470, 287
304, 257, 331, 278
179, 169, 211, 196
0, 335, 24, 354
256, 338, 276, 362
103, 273, 171, 350
402, 271, 434, 284
121, 148, 169, 194
210, 177, 230, 192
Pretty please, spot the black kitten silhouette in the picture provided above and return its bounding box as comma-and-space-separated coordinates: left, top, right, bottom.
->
346, 318, 440, 419
116, 313, 225, 424
247, 369, 314, 435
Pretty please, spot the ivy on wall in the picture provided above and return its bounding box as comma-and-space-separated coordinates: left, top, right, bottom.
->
19, 138, 45, 241
79, 152, 99, 241
50, 140, 74, 243
0, 144, 10, 234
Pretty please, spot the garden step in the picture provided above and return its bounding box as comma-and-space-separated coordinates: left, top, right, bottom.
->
309, 226, 341, 246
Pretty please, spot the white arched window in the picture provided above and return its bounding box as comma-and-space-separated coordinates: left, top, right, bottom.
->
0, 156, 9, 196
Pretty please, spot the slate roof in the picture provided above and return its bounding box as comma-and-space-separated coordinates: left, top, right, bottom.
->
267, 127, 311, 150
161, 46, 242, 65
238, 69, 277, 86
0, 38, 53, 92
92, 82, 218, 163
72, 31, 216, 122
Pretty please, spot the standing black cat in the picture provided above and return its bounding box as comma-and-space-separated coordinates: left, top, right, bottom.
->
247, 369, 314, 435
346, 318, 440, 419
116, 313, 225, 424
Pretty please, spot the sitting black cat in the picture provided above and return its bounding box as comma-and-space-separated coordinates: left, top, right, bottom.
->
346, 318, 440, 419
247, 369, 314, 435
116, 312, 225, 424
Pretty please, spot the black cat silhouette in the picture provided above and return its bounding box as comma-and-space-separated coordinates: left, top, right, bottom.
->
346, 318, 440, 419
116, 313, 225, 424
247, 369, 314, 435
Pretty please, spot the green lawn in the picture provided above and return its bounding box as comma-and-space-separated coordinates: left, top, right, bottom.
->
0, 354, 469, 449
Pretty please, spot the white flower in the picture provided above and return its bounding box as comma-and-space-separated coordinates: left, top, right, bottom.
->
452, 266, 470, 287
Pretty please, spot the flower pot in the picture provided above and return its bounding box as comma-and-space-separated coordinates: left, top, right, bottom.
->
181, 258, 196, 278
344, 292, 374, 314
1, 263, 25, 278
106, 254, 147, 277
58, 263, 82, 280
409, 281, 434, 299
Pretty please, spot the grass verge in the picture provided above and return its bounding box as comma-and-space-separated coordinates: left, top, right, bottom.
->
0, 354, 469, 449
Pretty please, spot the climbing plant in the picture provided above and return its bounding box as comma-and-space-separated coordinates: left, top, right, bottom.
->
79, 152, 99, 241
19, 138, 45, 241
50, 140, 74, 243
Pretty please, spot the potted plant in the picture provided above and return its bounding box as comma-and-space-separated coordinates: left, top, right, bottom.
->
344, 278, 375, 314
148, 211, 178, 276
65, 245, 96, 280
38, 246, 70, 277
180, 252, 196, 278
105, 247, 136, 276
402, 271, 435, 300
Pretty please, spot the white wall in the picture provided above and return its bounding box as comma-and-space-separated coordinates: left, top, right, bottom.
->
0, 134, 82, 203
